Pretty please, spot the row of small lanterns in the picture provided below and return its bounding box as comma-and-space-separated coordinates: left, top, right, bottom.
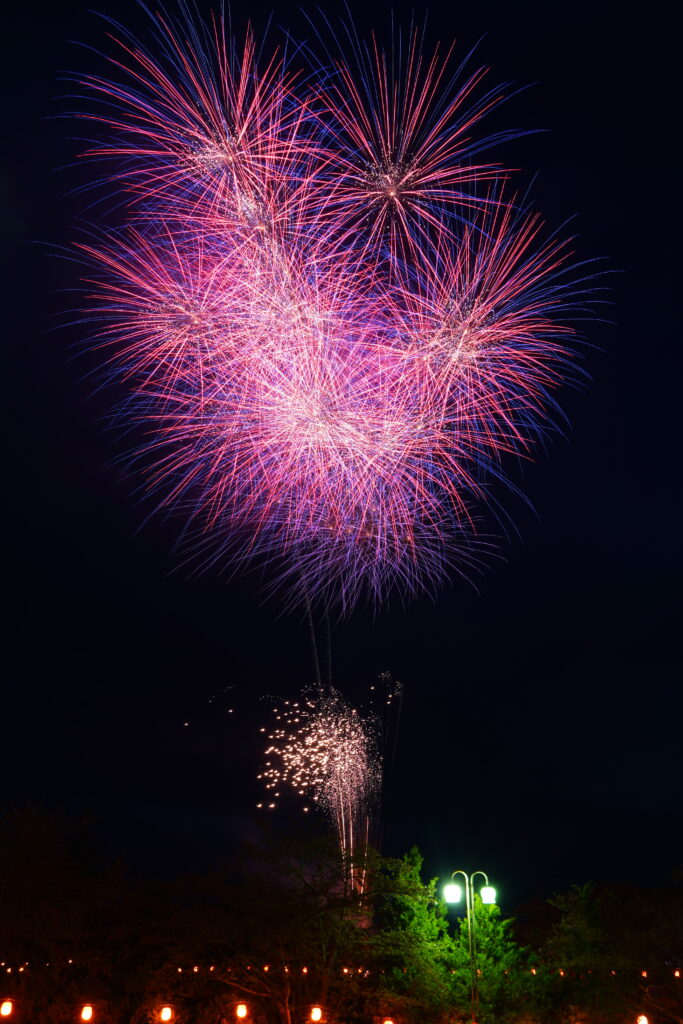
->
4, 959, 681, 978
0, 1000, 397, 1023
1, 1005, 102, 1020
0, 1003, 659, 1024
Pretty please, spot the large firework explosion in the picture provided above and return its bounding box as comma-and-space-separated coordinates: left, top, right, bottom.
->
258, 689, 381, 873
73, 6, 589, 611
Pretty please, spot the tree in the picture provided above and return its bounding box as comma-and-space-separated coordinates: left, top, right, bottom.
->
0, 811, 542, 1024
537, 881, 683, 1024
143, 832, 373, 1024
449, 895, 532, 1024
148, 839, 462, 1024
366, 847, 458, 1023
0, 807, 136, 1023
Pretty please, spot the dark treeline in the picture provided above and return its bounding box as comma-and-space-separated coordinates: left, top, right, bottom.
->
1, 808, 681, 1024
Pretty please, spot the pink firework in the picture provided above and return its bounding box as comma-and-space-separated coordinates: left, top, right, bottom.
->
73, 9, 590, 611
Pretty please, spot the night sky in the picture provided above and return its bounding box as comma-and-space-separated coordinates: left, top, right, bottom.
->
3, 0, 680, 914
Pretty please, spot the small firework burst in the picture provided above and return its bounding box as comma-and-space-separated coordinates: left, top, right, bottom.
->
258, 689, 380, 865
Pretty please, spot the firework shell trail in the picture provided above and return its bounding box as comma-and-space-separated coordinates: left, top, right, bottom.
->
71, 6, 594, 611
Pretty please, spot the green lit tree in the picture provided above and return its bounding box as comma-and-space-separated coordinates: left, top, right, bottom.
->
449, 895, 532, 1024
367, 847, 457, 1022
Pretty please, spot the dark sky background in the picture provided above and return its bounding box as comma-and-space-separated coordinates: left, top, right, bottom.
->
3, 0, 680, 915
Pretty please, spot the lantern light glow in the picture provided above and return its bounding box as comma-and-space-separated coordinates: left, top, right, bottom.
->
443, 883, 463, 903
480, 885, 497, 905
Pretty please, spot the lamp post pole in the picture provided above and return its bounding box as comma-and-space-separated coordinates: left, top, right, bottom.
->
444, 870, 497, 1024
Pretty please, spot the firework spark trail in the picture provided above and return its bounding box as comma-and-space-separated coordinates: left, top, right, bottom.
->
73, 8, 592, 610
258, 691, 381, 877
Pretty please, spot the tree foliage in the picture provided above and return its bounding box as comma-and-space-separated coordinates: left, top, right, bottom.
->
453, 895, 532, 1023
9, 809, 677, 1024
365, 847, 457, 1021
535, 881, 683, 1024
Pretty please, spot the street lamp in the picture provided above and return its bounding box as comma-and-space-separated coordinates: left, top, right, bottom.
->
0, 1002, 12, 1018
444, 870, 497, 1023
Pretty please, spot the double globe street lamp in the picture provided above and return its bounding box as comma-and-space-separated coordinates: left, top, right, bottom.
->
444, 870, 497, 1024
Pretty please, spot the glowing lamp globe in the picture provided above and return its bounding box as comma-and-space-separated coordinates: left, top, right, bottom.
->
0, 1003, 12, 1018
480, 885, 497, 905
81, 1007, 94, 1021
310, 1008, 323, 1022
444, 883, 463, 903
637, 1017, 649, 1024
236, 1005, 248, 1019
160, 1009, 173, 1022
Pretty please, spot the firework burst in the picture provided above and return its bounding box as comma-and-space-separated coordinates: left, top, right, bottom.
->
72, 7, 593, 611
304, 24, 516, 266
258, 690, 381, 870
